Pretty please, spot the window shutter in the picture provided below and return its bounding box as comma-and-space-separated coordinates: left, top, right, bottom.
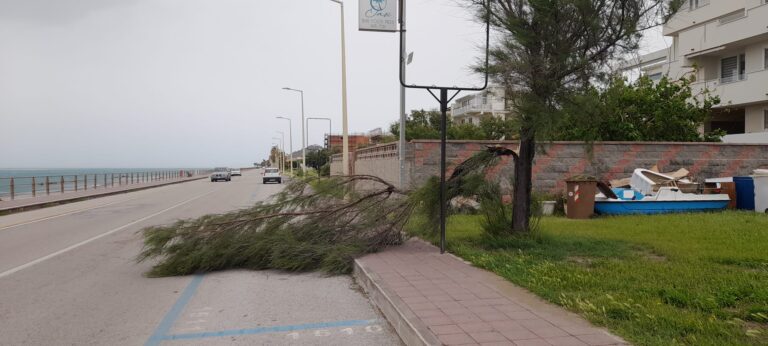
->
721, 56, 737, 82
764, 110, 768, 131
764, 48, 768, 69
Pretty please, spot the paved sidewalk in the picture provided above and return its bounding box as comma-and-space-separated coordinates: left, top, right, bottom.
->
0, 176, 206, 214
355, 239, 628, 346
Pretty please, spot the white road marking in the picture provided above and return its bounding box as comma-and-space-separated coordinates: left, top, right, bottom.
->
0, 197, 140, 231
0, 189, 217, 279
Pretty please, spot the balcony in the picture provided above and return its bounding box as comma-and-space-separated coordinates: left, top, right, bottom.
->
452, 103, 498, 117
678, 4, 768, 57
691, 69, 768, 107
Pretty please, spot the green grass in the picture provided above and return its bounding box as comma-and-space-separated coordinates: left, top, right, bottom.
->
409, 212, 768, 345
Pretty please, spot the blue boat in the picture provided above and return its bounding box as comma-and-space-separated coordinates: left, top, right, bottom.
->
593, 169, 730, 215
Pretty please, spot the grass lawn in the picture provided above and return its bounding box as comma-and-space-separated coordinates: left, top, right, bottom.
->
410, 212, 768, 345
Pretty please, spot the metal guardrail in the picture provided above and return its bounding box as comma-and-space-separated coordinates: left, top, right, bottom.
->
355, 143, 398, 160
0, 170, 210, 201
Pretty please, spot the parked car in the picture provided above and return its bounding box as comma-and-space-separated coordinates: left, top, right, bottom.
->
231, 168, 242, 176
263, 167, 282, 184
210, 167, 231, 182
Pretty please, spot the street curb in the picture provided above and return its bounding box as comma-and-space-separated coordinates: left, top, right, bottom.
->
0, 177, 208, 216
353, 258, 441, 346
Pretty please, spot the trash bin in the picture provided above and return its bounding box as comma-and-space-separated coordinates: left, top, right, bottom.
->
733, 176, 755, 211
565, 179, 597, 219
752, 170, 768, 214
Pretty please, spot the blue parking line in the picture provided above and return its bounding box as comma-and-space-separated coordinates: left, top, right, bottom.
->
163, 319, 376, 341
145, 274, 205, 346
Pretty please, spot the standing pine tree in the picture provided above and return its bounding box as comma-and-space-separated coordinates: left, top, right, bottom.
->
470, 0, 682, 232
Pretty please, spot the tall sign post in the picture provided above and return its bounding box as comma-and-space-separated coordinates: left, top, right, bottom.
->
397, 0, 490, 253
358, 0, 405, 187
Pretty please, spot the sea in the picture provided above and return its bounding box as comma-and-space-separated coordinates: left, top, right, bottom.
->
0, 168, 203, 199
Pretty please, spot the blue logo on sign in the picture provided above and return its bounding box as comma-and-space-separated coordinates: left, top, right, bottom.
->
366, 0, 391, 18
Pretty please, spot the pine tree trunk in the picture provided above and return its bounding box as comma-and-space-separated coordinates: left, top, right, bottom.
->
511, 127, 535, 232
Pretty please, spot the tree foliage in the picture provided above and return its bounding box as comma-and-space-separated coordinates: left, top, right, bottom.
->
306, 148, 331, 170
138, 175, 413, 276
471, 0, 678, 232
138, 148, 516, 277
390, 109, 516, 141
553, 75, 723, 142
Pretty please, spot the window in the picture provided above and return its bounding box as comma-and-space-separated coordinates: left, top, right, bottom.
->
718, 10, 745, 25
764, 110, 768, 131
721, 54, 746, 83
649, 73, 663, 81
765, 48, 768, 69
689, 0, 708, 10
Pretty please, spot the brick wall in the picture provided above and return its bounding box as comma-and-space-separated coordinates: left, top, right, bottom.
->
342, 140, 768, 194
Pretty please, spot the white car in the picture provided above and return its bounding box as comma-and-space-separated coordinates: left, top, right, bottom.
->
231, 168, 242, 176
210, 167, 231, 182
263, 167, 282, 184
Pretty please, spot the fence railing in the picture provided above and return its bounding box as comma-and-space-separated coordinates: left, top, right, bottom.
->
0, 170, 208, 201
355, 143, 398, 160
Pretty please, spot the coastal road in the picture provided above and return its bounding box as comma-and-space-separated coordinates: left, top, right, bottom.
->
0, 170, 401, 345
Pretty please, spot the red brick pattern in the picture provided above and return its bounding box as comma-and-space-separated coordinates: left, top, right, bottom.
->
358, 239, 628, 346
722, 146, 760, 178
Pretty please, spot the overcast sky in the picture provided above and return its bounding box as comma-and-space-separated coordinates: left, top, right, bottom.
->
0, 0, 668, 169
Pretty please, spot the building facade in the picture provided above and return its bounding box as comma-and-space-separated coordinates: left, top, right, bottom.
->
635, 0, 768, 136
450, 86, 509, 125
324, 134, 371, 152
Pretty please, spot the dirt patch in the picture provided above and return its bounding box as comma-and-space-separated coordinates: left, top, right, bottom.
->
634, 249, 667, 262
567, 256, 594, 267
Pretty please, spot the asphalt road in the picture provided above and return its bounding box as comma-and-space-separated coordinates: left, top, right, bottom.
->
0, 170, 401, 346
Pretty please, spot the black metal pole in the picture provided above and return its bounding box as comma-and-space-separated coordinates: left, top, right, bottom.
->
439, 88, 448, 254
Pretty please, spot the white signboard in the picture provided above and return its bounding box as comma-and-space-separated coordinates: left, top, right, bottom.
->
358, 0, 397, 32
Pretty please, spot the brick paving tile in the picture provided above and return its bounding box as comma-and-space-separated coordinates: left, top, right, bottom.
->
422, 315, 454, 326
496, 304, 527, 313
478, 312, 510, 322
489, 320, 527, 333
461, 299, 496, 307
386, 280, 413, 288
469, 332, 508, 343
513, 339, 551, 346
562, 327, 602, 336
435, 301, 465, 310
451, 293, 480, 301
430, 324, 465, 335
480, 342, 515, 346
499, 329, 539, 341
402, 295, 429, 304
545, 336, 589, 346
503, 310, 540, 320
442, 307, 474, 316
415, 309, 447, 318
518, 319, 556, 330
575, 333, 627, 346
458, 322, 494, 333
531, 327, 570, 338
427, 294, 456, 302
438, 333, 477, 345
408, 301, 438, 311
356, 239, 627, 346
450, 314, 483, 324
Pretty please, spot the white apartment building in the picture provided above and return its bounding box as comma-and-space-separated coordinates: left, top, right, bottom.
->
450, 86, 509, 125
634, 0, 768, 136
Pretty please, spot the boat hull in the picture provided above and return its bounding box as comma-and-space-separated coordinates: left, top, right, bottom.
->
594, 200, 729, 215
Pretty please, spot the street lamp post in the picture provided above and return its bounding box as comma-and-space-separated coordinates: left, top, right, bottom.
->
282, 87, 305, 172
276, 116, 294, 175
327, 0, 349, 175
307, 117, 332, 150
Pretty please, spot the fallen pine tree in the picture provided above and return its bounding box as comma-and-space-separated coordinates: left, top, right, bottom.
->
138, 146, 517, 276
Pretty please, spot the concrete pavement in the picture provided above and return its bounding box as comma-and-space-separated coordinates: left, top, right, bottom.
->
0, 170, 401, 345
